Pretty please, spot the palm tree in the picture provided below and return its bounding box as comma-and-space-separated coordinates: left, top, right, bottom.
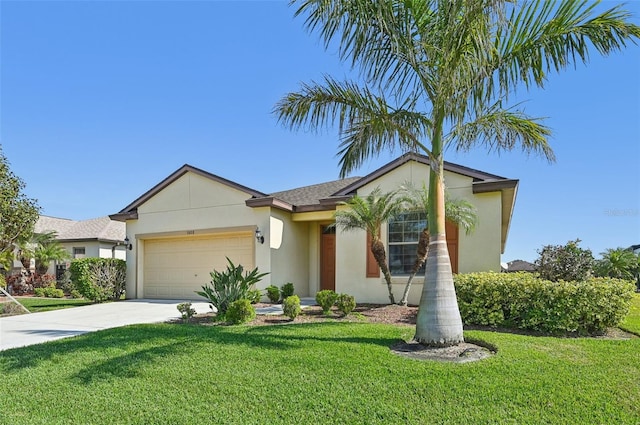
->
397, 182, 478, 306
32, 231, 69, 275
334, 187, 403, 304
275, 0, 640, 346
594, 248, 639, 281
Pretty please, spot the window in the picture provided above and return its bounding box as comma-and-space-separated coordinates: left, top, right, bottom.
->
388, 211, 426, 275
73, 247, 86, 259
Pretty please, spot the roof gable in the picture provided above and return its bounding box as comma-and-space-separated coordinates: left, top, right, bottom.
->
333, 152, 511, 196
111, 164, 267, 220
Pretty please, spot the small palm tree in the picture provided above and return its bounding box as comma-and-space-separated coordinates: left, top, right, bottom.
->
397, 182, 478, 306
30, 232, 69, 275
594, 248, 639, 281
334, 187, 403, 304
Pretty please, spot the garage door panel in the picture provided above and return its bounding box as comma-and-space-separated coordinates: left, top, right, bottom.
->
143, 233, 254, 300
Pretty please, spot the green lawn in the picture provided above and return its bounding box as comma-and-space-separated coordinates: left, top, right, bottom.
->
620, 293, 640, 334
1, 317, 639, 424
15, 297, 94, 313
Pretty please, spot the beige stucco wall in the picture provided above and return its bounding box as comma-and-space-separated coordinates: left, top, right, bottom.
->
124, 172, 271, 299
59, 242, 125, 260
268, 210, 310, 297
335, 161, 504, 304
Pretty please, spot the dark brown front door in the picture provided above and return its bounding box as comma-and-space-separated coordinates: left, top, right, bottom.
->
320, 225, 336, 291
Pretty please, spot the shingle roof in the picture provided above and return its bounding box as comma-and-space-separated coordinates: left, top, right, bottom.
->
35, 215, 125, 242
268, 177, 362, 207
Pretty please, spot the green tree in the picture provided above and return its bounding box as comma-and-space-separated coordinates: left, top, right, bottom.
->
32, 231, 70, 275
334, 187, 403, 304
0, 147, 40, 270
535, 239, 595, 282
594, 248, 639, 281
398, 182, 478, 306
275, 0, 640, 346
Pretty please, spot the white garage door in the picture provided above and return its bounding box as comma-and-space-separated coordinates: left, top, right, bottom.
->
143, 232, 254, 299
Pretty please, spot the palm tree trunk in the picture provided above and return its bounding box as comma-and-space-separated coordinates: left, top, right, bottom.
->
371, 238, 395, 304
415, 123, 463, 347
399, 228, 429, 306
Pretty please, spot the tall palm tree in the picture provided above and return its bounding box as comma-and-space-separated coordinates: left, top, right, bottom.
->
334, 187, 403, 304
275, 0, 640, 346
398, 182, 478, 306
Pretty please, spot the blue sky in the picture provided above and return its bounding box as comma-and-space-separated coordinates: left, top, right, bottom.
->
1, 1, 638, 263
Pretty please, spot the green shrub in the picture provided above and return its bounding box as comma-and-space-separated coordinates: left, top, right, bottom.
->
195, 258, 268, 316
280, 282, 295, 299
455, 272, 635, 335
336, 293, 356, 316
247, 289, 263, 304
316, 290, 338, 315
177, 302, 196, 322
34, 282, 65, 298
266, 285, 280, 303
282, 295, 301, 320
535, 239, 595, 282
1, 302, 25, 316
225, 299, 256, 325
0, 274, 7, 289
69, 258, 126, 302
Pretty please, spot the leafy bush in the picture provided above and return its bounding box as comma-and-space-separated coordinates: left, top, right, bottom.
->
1, 302, 25, 316
34, 283, 64, 298
266, 285, 280, 303
335, 293, 356, 316
247, 289, 263, 304
69, 258, 126, 302
280, 282, 295, 299
316, 290, 337, 315
177, 302, 196, 322
225, 299, 256, 325
33, 273, 57, 289
195, 258, 268, 316
0, 274, 5, 290
535, 239, 594, 282
283, 295, 301, 320
455, 272, 635, 335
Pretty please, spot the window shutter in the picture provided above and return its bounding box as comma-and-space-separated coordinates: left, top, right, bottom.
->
445, 220, 459, 274
366, 230, 380, 278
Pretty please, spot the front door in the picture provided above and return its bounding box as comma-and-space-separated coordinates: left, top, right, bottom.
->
320, 225, 336, 291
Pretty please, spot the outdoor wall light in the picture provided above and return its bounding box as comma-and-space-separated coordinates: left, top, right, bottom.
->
255, 228, 264, 244
124, 236, 133, 251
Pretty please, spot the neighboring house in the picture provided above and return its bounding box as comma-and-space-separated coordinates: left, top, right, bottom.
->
111, 153, 518, 304
32, 216, 126, 275
505, 259, 537, 273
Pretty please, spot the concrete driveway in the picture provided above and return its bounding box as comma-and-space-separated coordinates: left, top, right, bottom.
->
0, 299, 212, 351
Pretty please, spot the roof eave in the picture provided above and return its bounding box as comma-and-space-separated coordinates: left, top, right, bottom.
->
109, 211, 139, 222
245, 197, 294, 212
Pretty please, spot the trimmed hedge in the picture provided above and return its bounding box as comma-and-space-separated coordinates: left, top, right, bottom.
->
455, 272, 635, 335
69, 258, 126, 302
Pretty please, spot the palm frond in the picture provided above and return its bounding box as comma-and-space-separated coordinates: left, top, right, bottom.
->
334, 187, 403, 238
274, 76, 432, 177
495, 0, 640, 92
449, 102, 555, 162
398, 181, 479, 234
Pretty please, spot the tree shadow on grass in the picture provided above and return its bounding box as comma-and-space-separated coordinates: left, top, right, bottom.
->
228, 322, 402, 350
0, 322, 401, 378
